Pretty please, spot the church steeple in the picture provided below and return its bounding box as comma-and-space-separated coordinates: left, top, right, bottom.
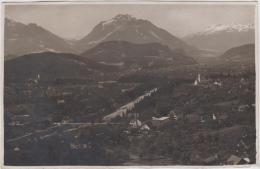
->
193, 73, 201, 86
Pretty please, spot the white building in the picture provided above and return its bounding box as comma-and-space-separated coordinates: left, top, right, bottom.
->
129, 119, 142, 128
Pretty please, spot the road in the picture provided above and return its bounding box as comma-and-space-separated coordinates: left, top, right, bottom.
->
103, 88, 159, 121
6, 88, 159, 144
6, 122, 121, 143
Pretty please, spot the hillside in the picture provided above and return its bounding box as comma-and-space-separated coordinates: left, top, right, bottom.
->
4, 18, 75, 58
4, 52, 118, 82
221, 44, 255, 62
82, 41, 196, 68
75, 14, 196, 54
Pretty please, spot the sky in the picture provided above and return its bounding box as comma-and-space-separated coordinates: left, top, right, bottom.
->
4, 3, 256, 40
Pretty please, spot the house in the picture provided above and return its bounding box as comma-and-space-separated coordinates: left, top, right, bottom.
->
26, 78, 39, 86
243, 158, 250, 163
57, 99, 65, 104
140, 124, 150, 131
240, 77, 248, 85
152, 116, 169, 121
129, 119, 142, 128
169, 110, 178, 120
11, 115, 31, 125
46, 87, 58, 97
200, 116, 205, 123
213, 81, 222, 87
8, 121, 24, 126
14, 147, 20, 152
200, 112, 227, 122
238, 104, 249, 112
226, 155, 249, 165
32, 74, 40, 84
151, 116, 171, 128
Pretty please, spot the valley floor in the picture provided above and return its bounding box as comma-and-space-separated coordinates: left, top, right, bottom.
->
4, 60, 256, 166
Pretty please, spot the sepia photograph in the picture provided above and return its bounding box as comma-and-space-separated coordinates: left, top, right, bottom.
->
2, 1, 258, 166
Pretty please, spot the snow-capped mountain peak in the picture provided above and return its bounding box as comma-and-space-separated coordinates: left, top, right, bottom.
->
198, 23, 254, 36
113, 14, 136, 21
101, 14, 137, 28
75, 14, 192, 54
183, 23, 255, 52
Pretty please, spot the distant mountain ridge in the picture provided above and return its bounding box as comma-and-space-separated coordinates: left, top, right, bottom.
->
4, 18, 75, 59
189, 23, 254, 36
220, 43, 255, 61
82, 40, 196, 66
183, 23, 254, 52
75, 14, 195, 54
4, 52, 119, 82
5, 16, 255, 62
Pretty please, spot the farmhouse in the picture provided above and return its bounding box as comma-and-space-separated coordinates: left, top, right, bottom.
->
57, 99, 65, 105
129, 119, 142, 128
150, 116, 171, 128
140, 124, 150, 131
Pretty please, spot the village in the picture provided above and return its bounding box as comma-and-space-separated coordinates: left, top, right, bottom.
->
4, 62, 255, 165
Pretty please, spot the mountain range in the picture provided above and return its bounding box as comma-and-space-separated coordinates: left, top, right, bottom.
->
74, 14, 195, 54
82, 40, 196, 67
221, 43, 255, 62
184, 23, 254, 53
5, 41, 197, 83
4, 15, 255, 62
4, 18, 75, 59
5, 15, 197, 59
4, 52, 120, 82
